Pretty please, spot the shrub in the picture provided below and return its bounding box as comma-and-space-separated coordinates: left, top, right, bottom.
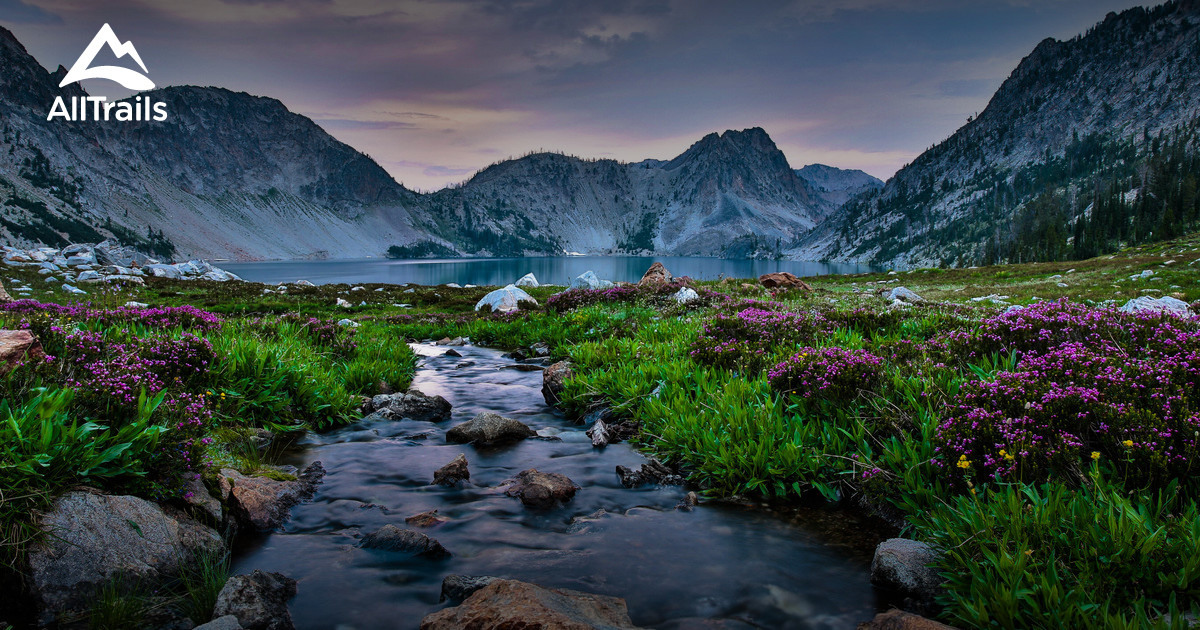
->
935, 341, 1200, 490
690, 308, 828, 371
767, 347, 885, 402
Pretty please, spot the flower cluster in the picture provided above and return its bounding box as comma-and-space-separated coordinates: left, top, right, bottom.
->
936, 301, 1200, 489
0, 300, 222, 333
60, 330, 217, 410
767, 346, 885, 402
690, 308, 829, 371
547, 281, 725, 312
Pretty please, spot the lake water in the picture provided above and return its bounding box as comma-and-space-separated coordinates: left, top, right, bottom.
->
220, 256, 870, 286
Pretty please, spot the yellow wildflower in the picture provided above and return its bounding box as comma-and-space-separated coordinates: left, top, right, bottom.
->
1122, 440, 1133, 448
956, 454, 971, 470
1090, 451, 1100, 461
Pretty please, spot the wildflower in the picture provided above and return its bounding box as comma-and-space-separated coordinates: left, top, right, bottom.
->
1122, 440, 1133, 448
1090, 451, 1100, 461
956, 454, 971, 470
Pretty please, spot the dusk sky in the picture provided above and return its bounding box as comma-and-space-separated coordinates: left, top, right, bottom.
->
1, 0, 1149, 191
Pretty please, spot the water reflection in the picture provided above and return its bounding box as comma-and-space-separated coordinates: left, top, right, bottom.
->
221, 256, 871, 286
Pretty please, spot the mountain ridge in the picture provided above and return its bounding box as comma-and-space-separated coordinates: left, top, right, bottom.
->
0, 22, 866, 261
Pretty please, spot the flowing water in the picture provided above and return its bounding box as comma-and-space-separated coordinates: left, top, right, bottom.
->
231, 343, 891, 629
220, 256, 872, 286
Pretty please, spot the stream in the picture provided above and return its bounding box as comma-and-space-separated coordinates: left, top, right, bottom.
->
231, 342, 891, 629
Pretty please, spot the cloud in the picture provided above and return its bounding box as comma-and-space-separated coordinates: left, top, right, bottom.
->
0, 0, 61, 24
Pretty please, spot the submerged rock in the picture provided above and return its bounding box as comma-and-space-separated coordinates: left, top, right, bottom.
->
638, 262, 673, 286
406, 509, 449, 528
440, 574, 500, 602
212, 570, 298, 630
616, 459, 682, 487
857, 609, 958, 630
218, 462, 326, 532
433, 453, 471, 486
360, 524, 451, 558
420, 579, 644, 630
368, 388, 453, 422
542, 360, 574, 407
447, 412, 536, 446
503, 469, 579, 509
28, 490, 223, 624
758, 272, 812, 290
475, 284, 538, 313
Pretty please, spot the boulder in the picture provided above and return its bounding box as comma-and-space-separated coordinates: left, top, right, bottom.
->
503, 469, 579, 509
856, 609, 958, 630
542, 360, 574, 406
616, 459, 682, 487
638, 262, 673, 286
436, 336, 468, 346
447, 412, 536, 446
212, 570, 297, 630
1119, 296, 1193, 317
870, 538, 945, 609
194, 616, 244, 630
569, 270, 614, 291
758, 272, 812, 291
441, 574, 500, 602
445, 348, 463, 357
146, 263, 184, 279
0, 329, 44, 374
28, 490, 223, 624
475, 284, 538, 313
433, 453, 470, 486
371, 388, 453, 422
587, 417, 611, 448
0, 280, 12, 303
94, 240, 158, 267
887, 287, 924, 304
515, 273, 540, 288
420, 579, 643, 630
360, 525, 451, 558
672, 287, 700, 305
182, 474, 223, 523
218, 462, 326, 532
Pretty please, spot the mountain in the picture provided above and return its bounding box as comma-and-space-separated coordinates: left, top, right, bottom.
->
0, 25, 831, 261
423, 128, 822, 258
0, 27, 430, 261
800, 0, 1200, 268
794, 164, 883, 213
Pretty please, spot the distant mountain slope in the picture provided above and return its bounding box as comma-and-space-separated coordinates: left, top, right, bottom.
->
795, 164, 883, 213
427, 128, 824, 258
0, 26, 429, 260
801, 0, 1200, 268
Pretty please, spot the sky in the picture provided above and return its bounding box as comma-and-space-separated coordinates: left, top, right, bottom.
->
0, 0, 1151, 191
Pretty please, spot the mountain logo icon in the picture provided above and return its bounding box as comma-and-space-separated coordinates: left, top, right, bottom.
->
59, 24, 155, 91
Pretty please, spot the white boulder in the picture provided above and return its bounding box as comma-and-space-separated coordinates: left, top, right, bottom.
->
515, 273, 539, 288
569, 271, 614, 291
475, 284, 538, 313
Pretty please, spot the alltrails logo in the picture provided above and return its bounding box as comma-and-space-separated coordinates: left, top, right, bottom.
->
47, 24, 168, 122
